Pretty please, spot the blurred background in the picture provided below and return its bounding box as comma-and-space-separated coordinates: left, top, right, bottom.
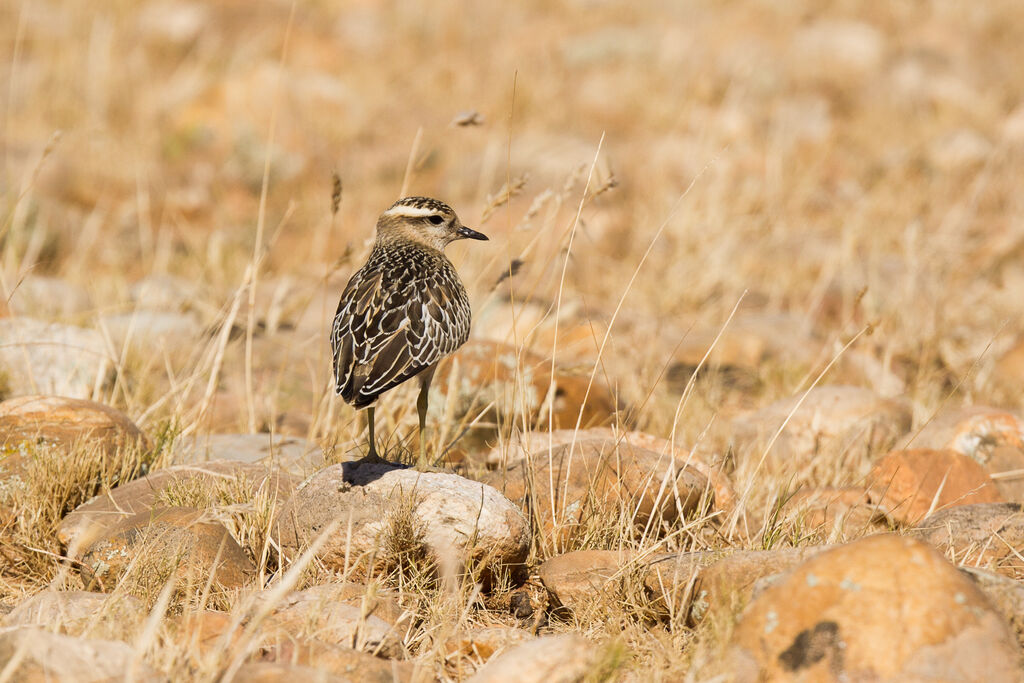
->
1, 0, 1023, 440
5, 3, 1024, 678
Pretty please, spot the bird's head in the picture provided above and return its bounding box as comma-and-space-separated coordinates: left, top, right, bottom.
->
376, 196, 488, 250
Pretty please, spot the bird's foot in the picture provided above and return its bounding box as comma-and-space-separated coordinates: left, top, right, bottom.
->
359, 448, 389, 466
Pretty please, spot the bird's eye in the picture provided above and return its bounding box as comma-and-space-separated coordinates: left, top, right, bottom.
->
427, 215, 444, 225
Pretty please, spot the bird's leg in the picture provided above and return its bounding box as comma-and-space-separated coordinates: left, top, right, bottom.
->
417, 366, 437, 466
363, 406, 386, 464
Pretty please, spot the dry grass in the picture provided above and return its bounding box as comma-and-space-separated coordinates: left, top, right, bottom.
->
2, 0, 1024, 679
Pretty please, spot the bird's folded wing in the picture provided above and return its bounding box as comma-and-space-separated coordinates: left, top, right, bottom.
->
332, 269, 469, 404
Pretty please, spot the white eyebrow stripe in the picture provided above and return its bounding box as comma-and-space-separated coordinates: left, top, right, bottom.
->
383, 205, 440, 218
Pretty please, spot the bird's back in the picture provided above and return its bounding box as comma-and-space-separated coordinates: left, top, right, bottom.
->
331, 239, 471, 408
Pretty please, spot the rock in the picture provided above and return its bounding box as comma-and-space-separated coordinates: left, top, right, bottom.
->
0, 627, 161, 682
484, 429, 737, 514
432, 340, 619, 432
907, 407, 1023, 461
467, 633, 601, 683
667, 313, 815, 390
538, 545, 827, 625
729, 535, 1021, 682
912, 503, 1024, 579
867, 449, 1003, 525
78, 506, 256, 593
6, 275, 93, 319
509, 589, 534, 620
170, 433, 324, 476
171, 609, 240, 665
98, 310, 201, 353
0, 318, 111, 399
256, 640, 414, 681
2, 590, 145, 640
483, 439, 711, 542
58, 460, 296, 552
275, 461, 530, 586
909, 407, 1024, 501
0, 396, 148, 522
257, 586, 406, 658
645, 547, 824, 624
928, 128, 993, 171
538, 549, 635, 613
445, 626, 535, 677
730, 386, 912, 472
445, 625, 534, 659
783, 487, 887, 540
324, 582, 409, 630
260, 582, 411, 638
230, 662, 350, 683
129, 274, 201, 312
960, 567, 1024, 648
0, 395, 146, 454
472, 300, 601, 363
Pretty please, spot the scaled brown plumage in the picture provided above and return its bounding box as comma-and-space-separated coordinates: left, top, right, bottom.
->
331, 197, 488, 462
332, 240, 471, 408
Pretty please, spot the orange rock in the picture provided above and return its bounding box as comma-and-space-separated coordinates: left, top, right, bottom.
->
731, 386, 912, 471
645, 547, 824, 623
912, 503, 1024, 579
907, 407, 1024, 501
867, 449, 1003, 525
229, 662, 350, 683
256, 582, 411, 638
171, 610, 241, 665
483, 439, 710, 544
0, 396, 150, 529
0, 628, 162, 682
909, 406, 1024, 461
669, 312, 816, 379
58, 460, 296, 552
79, 506, 255, 593
256, 586, 406, 659
784, 487, 886, 539
472, 300, 603, 362
537, 549, 635, 612
256, 640, 414, 682
467, 633, 600, 683
730, 535, 1021, 682
433, 341, 619, 431
2, 591, 145, 640
987, 445, 1024, 502
959, 567, 1024, 648
444, 625, 534, 678
0, 395, 147, 457
485, 428, 737, 514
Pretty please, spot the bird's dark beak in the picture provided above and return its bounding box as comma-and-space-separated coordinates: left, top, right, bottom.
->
456, 226, 489, 241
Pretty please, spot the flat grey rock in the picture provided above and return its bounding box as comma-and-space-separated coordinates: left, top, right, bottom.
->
171, 432, 324, 475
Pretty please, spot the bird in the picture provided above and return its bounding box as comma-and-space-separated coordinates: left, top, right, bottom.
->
331, 196, 488, 464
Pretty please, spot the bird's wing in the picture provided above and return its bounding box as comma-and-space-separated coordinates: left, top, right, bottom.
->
332, 267, 470, 406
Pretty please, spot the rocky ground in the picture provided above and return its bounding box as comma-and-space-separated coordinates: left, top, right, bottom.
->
3, 0, 1024, 681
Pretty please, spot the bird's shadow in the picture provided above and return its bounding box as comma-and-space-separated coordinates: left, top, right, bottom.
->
338, 457, 411, 486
